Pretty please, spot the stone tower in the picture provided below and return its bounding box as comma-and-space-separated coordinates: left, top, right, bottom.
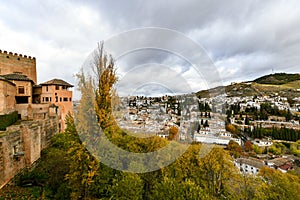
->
0, 50, 37, 84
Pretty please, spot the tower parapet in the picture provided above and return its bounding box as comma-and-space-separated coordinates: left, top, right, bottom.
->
0, 49, 35, 60
0, 49, 36, 60
0, 49, 37, 84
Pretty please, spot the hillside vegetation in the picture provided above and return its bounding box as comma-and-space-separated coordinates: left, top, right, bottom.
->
254, 73, 300, 85
197, 73, 300, 98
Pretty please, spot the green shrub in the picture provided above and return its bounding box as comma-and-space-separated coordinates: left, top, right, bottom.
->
0, 111, 18, 131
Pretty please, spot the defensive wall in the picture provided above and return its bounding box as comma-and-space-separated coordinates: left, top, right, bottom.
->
0, 117, 59, 188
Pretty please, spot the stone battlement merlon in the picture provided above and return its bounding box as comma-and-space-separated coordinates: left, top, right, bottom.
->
0, 49, 36, 60
0, 49, 37, 83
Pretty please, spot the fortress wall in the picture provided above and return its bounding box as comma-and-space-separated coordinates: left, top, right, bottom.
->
0, 129, 25, 188
0, 117, 59, 188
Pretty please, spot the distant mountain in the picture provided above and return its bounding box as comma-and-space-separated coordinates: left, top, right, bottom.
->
253, 73, 300, 85
196, 73, 300, 98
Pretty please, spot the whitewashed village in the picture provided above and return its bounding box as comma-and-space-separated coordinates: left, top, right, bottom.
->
115, 89, 300, 175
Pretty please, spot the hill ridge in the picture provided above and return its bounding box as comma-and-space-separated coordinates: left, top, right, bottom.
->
196, 72, 300, 98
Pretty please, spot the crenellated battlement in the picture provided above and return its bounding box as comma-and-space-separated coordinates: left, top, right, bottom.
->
0, 49, 37, 83
0, 49, 36, 61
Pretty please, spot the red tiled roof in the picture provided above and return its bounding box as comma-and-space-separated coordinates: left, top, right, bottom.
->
40, 79, 73, 87
279, 163, 292, 171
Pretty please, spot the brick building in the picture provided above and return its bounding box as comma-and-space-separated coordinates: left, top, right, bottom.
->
40, 79, 73, 130
0, 49, 73, 130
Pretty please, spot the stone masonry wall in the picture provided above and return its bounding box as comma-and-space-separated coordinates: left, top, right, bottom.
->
0, 79, 16, 115
0, 117, 59, 188
0, 50, 37, 84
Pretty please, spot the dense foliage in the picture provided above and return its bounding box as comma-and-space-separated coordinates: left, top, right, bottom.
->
2, 120, 300, 199
0, 111, 18, 131
245, 125, 300, 142
227, 102, 294, 122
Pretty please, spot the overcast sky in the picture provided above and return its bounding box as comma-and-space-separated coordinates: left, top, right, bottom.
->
1, 0, 300, 98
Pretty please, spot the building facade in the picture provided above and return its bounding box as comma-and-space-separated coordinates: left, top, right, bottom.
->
0, 77, 16, 115
234, 157, 265, 175
0, 49, 73, 130
40, 79, 73, 130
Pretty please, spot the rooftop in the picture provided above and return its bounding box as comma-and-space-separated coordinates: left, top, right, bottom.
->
0, 73, 33, 82
279, 163, 292, 171
40, 79, 73, 87
0, 76, 16, 86
268, 157, 289, 167
235, 157, 265, 169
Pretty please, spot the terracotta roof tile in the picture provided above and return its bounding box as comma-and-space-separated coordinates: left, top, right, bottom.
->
40, 79, 73, 87
0, 75, 16, 86
0, 73, 33, 82
279, 163, 292, 171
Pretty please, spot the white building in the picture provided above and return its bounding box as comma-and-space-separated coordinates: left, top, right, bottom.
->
253, 139, 273, 147
194, 134, 241, 146
234, 157, 265, 175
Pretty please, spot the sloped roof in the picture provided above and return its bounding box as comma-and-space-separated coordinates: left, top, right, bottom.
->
1, 73, 33, 82
40, 79, 73, 87
0, 75, 16, 86
236, 157, 265, 169
268, 157, 289, 167
279, 163, 292, 171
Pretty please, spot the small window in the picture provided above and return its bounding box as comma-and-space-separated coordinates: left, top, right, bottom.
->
69, 97, 72, 102
46, 86, 48, 92
55, 96, 58, 102
60, 97, 62, 102
42, 97, 45, 102
63, 97, 68, 102
45, 97, 49, 102
55, 85, 59, 90
18, 86, 25, 94
49, 97, 52, 102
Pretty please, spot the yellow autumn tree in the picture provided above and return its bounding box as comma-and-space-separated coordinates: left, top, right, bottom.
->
168, 126, 179, 140
65, 41, 117, 199
93, 42, 118, 131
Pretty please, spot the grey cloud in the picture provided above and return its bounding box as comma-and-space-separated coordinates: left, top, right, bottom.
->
116, 63, 193, 97
1, 0, 300, 98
